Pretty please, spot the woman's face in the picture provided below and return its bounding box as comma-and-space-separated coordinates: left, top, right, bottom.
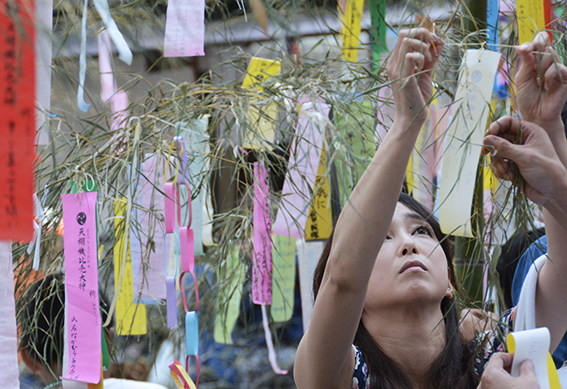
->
364, 202, 452, 312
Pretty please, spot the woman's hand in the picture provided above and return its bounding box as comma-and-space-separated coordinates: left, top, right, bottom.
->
482, 116, 567, 207
478, 353, 539, 389
386, 28, 443, 125
516, 32, 567, 132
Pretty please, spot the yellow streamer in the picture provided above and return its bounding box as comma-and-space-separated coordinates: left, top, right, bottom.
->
340, 0, 365, 62
305, 146, 332, 241
114, 198, 147, 335
516, 0, 547, 44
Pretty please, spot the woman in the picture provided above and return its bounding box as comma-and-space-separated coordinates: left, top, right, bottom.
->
294, 28, 567, 389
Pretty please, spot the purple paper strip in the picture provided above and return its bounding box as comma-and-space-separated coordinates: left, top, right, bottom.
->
166, 276, 178, 328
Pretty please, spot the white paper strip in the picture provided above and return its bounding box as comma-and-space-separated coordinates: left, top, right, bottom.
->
273, 99, 329, 238
296, 239, 325, 333
92, 0, 133, 65
35, 0, 53, 145
509, 328, 553, 389
438, 49, 500, 237
0, 242, 19, 389
77, 0, 90, 112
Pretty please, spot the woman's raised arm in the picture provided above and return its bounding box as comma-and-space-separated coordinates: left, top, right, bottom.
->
294, 28, 443, 389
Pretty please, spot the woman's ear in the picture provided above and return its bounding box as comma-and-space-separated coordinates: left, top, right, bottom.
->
445, 282, 453, 299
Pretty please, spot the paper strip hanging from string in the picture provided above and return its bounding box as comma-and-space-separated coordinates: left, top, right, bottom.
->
516, 0, 552, 44
438, 49, 500, 237
507, 328, 561, 389
0, 242, 20, 389
136, 154, 168, 303
214, 246, 245, 344
92, 0, 132, 64
98, 30, 129, 130
164, 0, 205, 57
340, 0, 365, 62
62, 192, 101, 383
261, 304, 288, 375
166, 277, 178, 328
185, 311, 200, 386
332, 101, 376, 212
77, 0, 90, 112
241, 57, 281, 150
28, 193, 44, 270
113, 198, 147, 335
273, 99, 329, 238
304, 146, 332, 241
177, 116, 213, 251
296, 239, 325, 333
271, 234, 297, 322
410, 109, 435, 209
369, 0, 387, 60
169, 360, 197, 389
0, 0, 35, 242
253, 161, 272, 305
35, 0, 53, 145
487, 0, 499, 51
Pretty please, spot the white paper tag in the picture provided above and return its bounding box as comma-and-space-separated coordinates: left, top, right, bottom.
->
438, 49, 501, 237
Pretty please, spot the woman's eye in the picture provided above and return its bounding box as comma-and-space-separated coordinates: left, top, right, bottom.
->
414, 226, 432, 236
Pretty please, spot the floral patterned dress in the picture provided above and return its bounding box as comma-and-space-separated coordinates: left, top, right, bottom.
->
351, 308, 515, 389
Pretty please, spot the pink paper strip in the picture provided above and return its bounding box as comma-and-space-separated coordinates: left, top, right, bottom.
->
179, 227, 195, 273
273, 99, 329, 238
163, 0, 205, 58
252, 162, 272, 305
61, 192, 101, 383
166, 276, 177, 328
98, 30, 129, 130
136, 154, 167, 302
0, 242, 20, 389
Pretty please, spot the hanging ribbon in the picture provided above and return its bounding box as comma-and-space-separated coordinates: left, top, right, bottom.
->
92, 0, 132, 65
77, 0, 90, 112
28, 193, 45, 270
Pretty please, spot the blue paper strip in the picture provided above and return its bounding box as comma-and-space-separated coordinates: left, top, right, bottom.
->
77, 0, 91, 112
185, 311, 199, 356
487, 0, 499, 51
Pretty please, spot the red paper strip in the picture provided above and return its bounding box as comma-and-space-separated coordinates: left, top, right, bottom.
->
0, 0, 35, 241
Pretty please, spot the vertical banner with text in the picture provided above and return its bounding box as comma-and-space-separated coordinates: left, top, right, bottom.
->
62, 192, 101, 384
0, 0, 35, 241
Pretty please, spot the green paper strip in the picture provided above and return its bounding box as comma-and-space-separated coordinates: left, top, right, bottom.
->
333, 102, 376, 209
369, 0, 387, 61
214, 247, 246, 344
271, 235, 297, 322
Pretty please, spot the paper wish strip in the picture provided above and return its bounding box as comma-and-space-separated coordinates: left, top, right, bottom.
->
0, 0, 35, 241
340, 0, 365, 62
516, 0, 552, 44
252, 161, 272, 305
271, 234, 297, 322
135, 154, 167, 303
438, 49, 500, 237
0, 242, 20, 389
114, 198, 147, 336
296, 239, 325, 333
214, 247, 246, 344
35, 0, 53, 145
304, 146, 332, 241
62, 192, 101, 383
164, 0, 205, 57
273, 99, 329, 238
241, 57, 281, 150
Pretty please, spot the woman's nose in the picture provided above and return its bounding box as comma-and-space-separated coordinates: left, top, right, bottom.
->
398, 234, 419, 256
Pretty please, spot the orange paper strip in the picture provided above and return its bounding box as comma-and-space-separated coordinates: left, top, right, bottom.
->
0, 0, 35, 241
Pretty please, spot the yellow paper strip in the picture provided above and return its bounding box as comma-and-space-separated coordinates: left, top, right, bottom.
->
340, 0, 365, 62
305, 146, 333, 241
438, 50, 501, 237
271, 235, 297, 322
241, 57, 281, 150
517, 0, 547, 44
214, 247, 246, 344
114, 198, 147, 335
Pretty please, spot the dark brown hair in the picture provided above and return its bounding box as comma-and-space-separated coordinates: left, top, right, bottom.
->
312, 192, 479, 389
